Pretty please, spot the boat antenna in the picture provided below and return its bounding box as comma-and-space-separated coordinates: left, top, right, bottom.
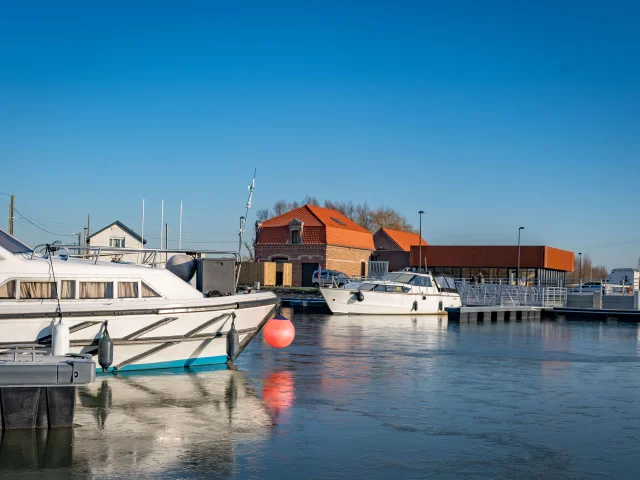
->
236, 169, 256, 285
238, 168, 256, 257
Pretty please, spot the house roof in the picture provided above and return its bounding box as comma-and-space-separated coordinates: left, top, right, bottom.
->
377, 228, 427, 252
87, 220, 147, 245
258, 205, 374, 250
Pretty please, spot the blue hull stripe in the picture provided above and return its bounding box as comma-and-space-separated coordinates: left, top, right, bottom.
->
99, 355, 228, 373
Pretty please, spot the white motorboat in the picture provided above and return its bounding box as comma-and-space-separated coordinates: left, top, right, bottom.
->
0, 229, 279, 371
320, 271, 461, 315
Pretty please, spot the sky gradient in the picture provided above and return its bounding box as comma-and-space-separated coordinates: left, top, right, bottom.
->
1, 1, 639, 268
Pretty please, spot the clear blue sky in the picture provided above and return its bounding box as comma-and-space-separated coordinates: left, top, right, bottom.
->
1, 1, 639, 269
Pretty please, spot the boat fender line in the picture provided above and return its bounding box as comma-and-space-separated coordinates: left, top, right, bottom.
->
98, 321, 114, 373
356, 291, 364, 302
226, 313, 240, 365
412, 300, 418, 312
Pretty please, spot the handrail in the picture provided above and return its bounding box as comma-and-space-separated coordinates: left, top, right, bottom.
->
30, 244, 240, 266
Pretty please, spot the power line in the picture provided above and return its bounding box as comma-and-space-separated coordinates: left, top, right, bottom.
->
13, 208, 77, 237
577, 237, 640, 250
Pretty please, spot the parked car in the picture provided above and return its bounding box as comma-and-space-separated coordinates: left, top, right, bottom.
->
312, 270, 350, 288
568, 282, 605, 294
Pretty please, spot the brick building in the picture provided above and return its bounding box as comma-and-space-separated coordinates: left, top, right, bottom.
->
371, 228, 428, 272
254, 205, 374, 287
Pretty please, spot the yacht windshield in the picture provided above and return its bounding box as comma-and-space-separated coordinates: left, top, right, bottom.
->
0, 229, 32, 254
381, 273, 415, 284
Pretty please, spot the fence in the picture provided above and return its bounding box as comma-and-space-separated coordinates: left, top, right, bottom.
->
456, 282, 567, 307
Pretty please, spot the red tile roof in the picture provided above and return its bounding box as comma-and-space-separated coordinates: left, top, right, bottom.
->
379, 228, 427, 252
257, 205, 374, 250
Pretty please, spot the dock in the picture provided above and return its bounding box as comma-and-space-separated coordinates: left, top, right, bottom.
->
446, 306, 543, 322
0, 349, 95, 429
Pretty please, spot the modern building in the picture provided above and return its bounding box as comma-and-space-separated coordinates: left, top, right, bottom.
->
372, 228, 428, 272
254, 205, 374, 287
87, 220, 147, 263
408, 245, 574, 285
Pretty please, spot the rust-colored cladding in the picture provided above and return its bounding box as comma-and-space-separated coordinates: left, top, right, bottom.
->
409, 246, 574, 272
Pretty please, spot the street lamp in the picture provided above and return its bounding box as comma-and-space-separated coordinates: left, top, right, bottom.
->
578, 252, 582, 290
418, 211, 424, 271
517, 227, 525, 285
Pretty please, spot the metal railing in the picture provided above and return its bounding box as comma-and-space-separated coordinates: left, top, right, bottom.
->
456, 283, 567, 307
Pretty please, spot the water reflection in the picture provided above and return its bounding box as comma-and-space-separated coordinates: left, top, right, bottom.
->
0, 367, 274, 479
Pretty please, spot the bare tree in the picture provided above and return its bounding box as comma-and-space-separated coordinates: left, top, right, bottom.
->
566, 253, 607, 283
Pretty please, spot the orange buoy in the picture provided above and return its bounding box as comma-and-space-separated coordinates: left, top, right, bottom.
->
263, 313, 295, 348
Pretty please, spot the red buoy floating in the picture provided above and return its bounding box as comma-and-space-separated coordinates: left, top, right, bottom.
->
263, 313, 295, 348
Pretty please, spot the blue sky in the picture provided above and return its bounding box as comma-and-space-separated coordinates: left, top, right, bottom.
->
1, 1, 638, 268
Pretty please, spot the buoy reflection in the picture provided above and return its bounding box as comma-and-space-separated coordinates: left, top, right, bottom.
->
262, 371, 295, 424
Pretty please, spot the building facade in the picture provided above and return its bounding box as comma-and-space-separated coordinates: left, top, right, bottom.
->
372, 228, 428, 272
408, 245, 574, 285
87, 220, 147, 263
254, 205, 374, 287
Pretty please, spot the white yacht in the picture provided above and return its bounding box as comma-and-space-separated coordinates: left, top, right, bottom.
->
320, 270, 461, 315
0, 229, 279, 371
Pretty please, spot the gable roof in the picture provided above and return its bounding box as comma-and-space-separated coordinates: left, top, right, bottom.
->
377, 227, 427, 252
87, 220, 147, 245
258, 205, 374, 250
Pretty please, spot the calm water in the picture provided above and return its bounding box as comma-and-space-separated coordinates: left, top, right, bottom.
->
3, 311, 640, 479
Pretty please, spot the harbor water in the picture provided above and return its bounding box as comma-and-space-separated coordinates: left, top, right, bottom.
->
2, 311, 640, 479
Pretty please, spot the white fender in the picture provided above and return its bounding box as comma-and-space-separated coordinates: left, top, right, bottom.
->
52, 318, 70, 356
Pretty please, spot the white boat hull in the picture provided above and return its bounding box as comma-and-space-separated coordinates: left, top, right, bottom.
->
321, 287, 461, 315
0, 294, 278, 371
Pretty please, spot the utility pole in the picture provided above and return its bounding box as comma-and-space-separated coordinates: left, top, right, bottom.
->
87, 213, 90, 241
165, 223, 169, 264
179, 200, 183, 250
418, 210, 424, 271
8, 195, 14, 235
517, 226, 525, 285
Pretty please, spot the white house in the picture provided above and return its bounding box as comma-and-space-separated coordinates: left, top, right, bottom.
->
87, 220, 147, 264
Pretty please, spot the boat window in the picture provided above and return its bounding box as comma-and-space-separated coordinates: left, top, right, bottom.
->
141, 282, 161, 298
381, 273, 402, 282
386, 285, 404, 292
394, 273, 415, 284
61, 280, 75, 299
80, 282, 114, 299
119, 282, 139, 298
374, 284, 386, 291
0, 230, 32, 254
402, 286, 411, 293
21, 281, 57, 299
409, 276, 432, 287
359, 283, 375, 291
0, 280, 16, 299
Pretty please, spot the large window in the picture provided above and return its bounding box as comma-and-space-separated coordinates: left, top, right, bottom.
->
61, 280, 76, 299
0, 280, 16, 299
141, 282, 161, 298
20, 282, 57, 299
109, 238, 125, 248
118, 282, 139, 298
290, 230, 301, 244
80, 282, 114, 299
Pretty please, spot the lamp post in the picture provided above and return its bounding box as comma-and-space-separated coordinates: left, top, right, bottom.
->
418, 211, 424, 271
578, 252, 582, 291
517, 227, 524, 285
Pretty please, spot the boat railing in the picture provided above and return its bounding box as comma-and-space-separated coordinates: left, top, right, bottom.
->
29, 244, 240, 267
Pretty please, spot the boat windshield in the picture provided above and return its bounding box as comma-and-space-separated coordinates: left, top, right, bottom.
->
381, 272, 415, 284
0, 229, 32, 254
434, 276, 458, 293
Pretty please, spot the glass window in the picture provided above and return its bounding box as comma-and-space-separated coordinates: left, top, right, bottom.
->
374, 284, 386, 291
359, 283, 375, 291
80, 282, 114, 299
0, 280, 16, 299
330, 217, 345, 225
119, 282, 139, 298
394, 273, 415, 284
141, 282, 161, 298
290, 230, 301, 244
20, 281, 57, 299
109, 238, 125, 248
462, 268, 471, 279
61, 280, 75, 299
386, 285, 404, 292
